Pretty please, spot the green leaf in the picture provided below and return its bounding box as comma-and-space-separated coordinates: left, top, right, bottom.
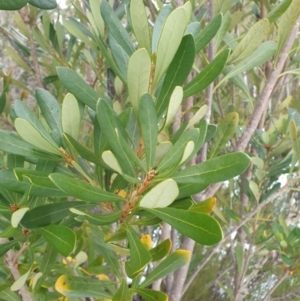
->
139, 94, 158, 170
28, 0, 57, 9
213, 0, 233, 14
173, 152, 250, 198
235, 242, 244, 276
153, 5, 189, 88
62, 93, 81, 140
57, 67, 99, 110
266, 0, 292, 23
14, 100, 59, 147
49, 173, 124, 204
228, 19, 269, 65
208, 112, 239, 158
139, 179, 179, 209
0, 286, 21, 301
64, 133, 102, 165
14, 118, 62, 156
0, 240, 18, 257
35, 88, 62, 145
145, 207, 223, 245
11, 269, 31, 291
100, 0, 134, 56
216, 11, 231, 50
130, 0, 151, 54
97, 99, 145, 178
183, 48, 230, 98
113, 280, 132, 301
186, 105, 208, 130
141, 249, 191, 288
127, 49, 151, 114
156, 129, 199, 176
0, 0, 27, 11
70, 208, 121, 225
37, 225, 75, 257
156, 34, 195, 118
289, 120, 300, 162
125, 223, 152, 279
216, 41, 277, 89
55, 274, 112, 298
132, 288, 168, 301
20, 201, 90, 229
149, 239, 172, 261
152, 5, 172, 52
189, 197, 216, 214
195, 13, 222, 53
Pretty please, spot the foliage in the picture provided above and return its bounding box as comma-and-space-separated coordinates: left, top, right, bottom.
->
0, 0, 299, 301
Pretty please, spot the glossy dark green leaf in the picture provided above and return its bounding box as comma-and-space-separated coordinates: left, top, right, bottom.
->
35, 88, 62, 144
64, 134, 102, 165
28, 0, 57, 9
20, 201, 90, 229
145, 207, 222, 245
100, 0, 134, 56
141, 249, 191, 288
55, 274, 112, 298
173, 152, 250, 198
195, 13, 222, 53
183, 48, 230, 98
70, 208, 121, 226
139, 94, 158, 170
125, 223, 152, 279
97, 99, 145, 178
57, 67, 99, 110
156, 34, 195, 117
0, 0, 27, 10
37, 224, 75, 257
49, 173, 125, 204
132, 288, 168, 301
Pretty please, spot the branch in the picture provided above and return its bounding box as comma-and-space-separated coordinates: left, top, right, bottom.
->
264, 271, 289, 300
235, 18, 300, 152
183, 175, 300, 293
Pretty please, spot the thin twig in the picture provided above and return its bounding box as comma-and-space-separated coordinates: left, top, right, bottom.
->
264, 271, 290, 300
183, 175, 300, 293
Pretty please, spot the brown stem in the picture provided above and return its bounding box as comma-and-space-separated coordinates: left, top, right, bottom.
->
235, 18, 300, 152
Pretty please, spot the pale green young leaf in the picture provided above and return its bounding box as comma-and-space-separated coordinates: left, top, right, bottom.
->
153, 142, 172, 167
11, 207, 29, 228
208, 112, 239, 158
139, 179, 179, 209
213, 0, 234, 14
127, 49, 151, 114
153, 6, 189, 88
216, 41, 277, 89
289, 120, 300, 162
62, 93, 81, 140
266, 0, 292, 23
37, 225, 76, 257
228, 19, 269, 65
130, 0, 151, 54
179, 141, 194, 165
139, 94, 158, 170
14, 118, 62, 156
276, 0, 300, 60
152, 5, 173, 53
102, 150, 123, 174
11, 269, 31, 291
216, 11, 231, 50
141, 249, 190, 288
186, 105, 208, 130
89, 0, 105, 37
164, 86, 183, 129
5, 46, 32, 72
